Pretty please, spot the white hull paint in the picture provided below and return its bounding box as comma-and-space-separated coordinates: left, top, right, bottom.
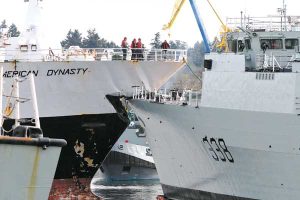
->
1, 61, 184, 118
0, 143, 62, 200
129, 99, 300, 200
97, 163, 158, 181
95, 128, 158, 181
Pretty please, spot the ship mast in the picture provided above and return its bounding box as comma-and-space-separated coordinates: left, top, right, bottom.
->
278, 0, 287, 31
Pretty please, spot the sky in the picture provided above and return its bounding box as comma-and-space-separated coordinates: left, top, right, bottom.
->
0, 0, 299, 48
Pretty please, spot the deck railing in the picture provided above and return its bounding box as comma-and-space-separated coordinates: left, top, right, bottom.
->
0, 47, 187, 62
226, 16, 300, 32
132, 86, 201, 107
255, 53, 293, 70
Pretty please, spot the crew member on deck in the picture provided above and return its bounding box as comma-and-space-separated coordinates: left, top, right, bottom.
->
121, 37, 128, 60
161, 40, 170, 60
131, 38, 137, 60
136, 38, 143, 60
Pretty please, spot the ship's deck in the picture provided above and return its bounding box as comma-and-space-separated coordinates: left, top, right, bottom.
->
0, 47, 187, 63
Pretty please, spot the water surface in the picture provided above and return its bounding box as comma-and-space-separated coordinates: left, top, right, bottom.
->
91, 179, 163, 200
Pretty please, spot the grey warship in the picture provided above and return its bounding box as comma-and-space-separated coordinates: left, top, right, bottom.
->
109, 0, 300, 199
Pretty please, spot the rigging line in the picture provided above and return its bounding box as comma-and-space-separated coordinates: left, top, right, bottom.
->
184, 61, 202, 82
4, 81, 16, 111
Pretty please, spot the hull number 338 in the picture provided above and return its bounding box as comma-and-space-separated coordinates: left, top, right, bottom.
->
202, 137, 234, 163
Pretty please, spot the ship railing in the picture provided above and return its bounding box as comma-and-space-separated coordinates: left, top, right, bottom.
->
0, 47, 187, 62
65, 47, 187, 62
226, 16, 300, 32
132, 86, 201, 107
255, 53, 293, 71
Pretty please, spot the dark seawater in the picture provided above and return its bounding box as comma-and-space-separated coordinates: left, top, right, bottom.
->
91, 179, 163, 200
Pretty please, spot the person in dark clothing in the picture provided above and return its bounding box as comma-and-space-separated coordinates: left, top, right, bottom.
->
121, 37, 128, 60
136, 38, 143, 60
131, 38, 137, 60
161, 40, 170, 59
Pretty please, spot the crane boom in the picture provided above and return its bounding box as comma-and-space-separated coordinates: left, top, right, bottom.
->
188, 0, 210, 53
163, 0, 187, 30
163, 0, 210, 53
163, 0, 233, 52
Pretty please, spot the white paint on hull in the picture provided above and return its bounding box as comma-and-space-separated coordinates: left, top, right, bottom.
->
95, 128, 158, 181
0, 144, 62, 200
129, 100, 300, 200
1, 61, 184, 118
112, 142, 154, 164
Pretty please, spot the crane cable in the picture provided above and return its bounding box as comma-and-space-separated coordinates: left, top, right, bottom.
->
206, 0, 226, 28
1, 81, 18, 133
162, 0, 187, 37
182, 58, 202, 82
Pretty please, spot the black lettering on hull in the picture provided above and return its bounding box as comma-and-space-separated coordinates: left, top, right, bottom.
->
3, 70, 39, 78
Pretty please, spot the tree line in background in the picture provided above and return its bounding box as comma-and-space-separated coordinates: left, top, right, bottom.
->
61, 29, 119, 49
0, 20, 20, 37
150, 32, 205, 67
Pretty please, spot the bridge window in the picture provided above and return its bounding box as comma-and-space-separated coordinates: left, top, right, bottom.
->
285, 39, 298, 49
229, 39, 237, 53
238, 40, 245, 52
260, 39, 283, 50
20, 45, 28, 52
245, 39, 251, 50
31, 45, 37, 51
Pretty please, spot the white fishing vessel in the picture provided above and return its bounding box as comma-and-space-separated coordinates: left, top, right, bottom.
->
0, 71, 66, 200
109, 1, 300, 199
1, 0, 187, 198
93, 110, 158, 182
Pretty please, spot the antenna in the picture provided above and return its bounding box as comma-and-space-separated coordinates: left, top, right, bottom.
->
277, 0, 287, 31
283, 0, 287, 30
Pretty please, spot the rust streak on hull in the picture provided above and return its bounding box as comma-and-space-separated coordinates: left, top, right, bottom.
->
28, 147, 40, 200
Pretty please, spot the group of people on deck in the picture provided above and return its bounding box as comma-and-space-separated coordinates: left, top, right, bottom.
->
121, 37, 144, 61
121, 37, 170, 61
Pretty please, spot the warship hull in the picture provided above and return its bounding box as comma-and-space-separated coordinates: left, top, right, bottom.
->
95, 143, 158, 181
93, 125, 158, 182
127, 99, 300, 200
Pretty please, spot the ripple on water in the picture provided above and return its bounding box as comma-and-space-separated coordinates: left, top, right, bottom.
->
91, 179, 163, 200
